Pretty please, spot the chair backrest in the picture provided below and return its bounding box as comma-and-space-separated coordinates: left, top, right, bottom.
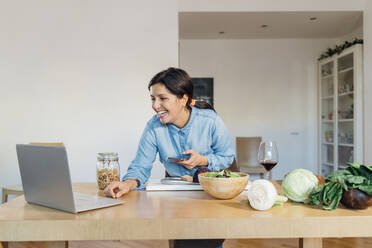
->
227, 157, 239, 172
236, 137, 262, 168
29, 142, 64, 146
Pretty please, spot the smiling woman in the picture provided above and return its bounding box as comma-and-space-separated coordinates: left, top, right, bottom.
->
104, 67, 235, 194
103, 67, 234, 247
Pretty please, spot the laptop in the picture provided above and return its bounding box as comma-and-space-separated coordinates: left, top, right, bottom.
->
16, 144, 124, 213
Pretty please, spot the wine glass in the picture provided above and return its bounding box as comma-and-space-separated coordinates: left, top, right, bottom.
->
258, 140, 279, 176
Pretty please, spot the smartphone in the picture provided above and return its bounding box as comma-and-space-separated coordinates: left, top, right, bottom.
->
167, 154, 191, 161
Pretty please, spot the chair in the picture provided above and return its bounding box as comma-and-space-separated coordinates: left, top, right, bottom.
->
236, 137, 272, 179
227, 157, 239, 172
1, 142, 64, 204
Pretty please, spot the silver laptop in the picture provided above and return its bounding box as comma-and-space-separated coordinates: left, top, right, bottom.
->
16, 144, 124, 213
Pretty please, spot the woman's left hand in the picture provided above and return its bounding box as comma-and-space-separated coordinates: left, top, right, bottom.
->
175, 150, 208, 170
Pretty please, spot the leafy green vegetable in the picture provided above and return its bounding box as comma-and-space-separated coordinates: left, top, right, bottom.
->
309, 182, 343, 210
308, 163, 372, 210
204, 169, 240, 178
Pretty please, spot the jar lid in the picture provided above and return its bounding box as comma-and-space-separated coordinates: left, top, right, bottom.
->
97, 152, 119, 161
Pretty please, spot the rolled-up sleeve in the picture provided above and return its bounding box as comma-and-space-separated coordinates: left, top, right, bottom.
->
206, 115, 235, 171
122, 122, 158, 190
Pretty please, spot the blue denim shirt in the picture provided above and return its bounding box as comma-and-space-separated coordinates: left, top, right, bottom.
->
122, 106, 235, 189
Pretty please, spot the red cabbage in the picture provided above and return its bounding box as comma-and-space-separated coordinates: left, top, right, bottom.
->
193, 167, 211, 183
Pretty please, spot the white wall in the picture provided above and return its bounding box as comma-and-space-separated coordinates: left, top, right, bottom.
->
180, 39, 338, 179
364, 1, 372, 165
178, 0, 372, 167
0, 0, 178, 201
337, 25, 363, 43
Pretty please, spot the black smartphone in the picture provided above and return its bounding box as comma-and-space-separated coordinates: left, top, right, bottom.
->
167, 154, 191, 161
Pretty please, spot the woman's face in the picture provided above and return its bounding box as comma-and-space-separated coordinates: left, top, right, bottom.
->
150, 83, 188, 125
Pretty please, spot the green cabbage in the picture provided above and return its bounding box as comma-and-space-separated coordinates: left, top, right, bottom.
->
282, 169, 318, 203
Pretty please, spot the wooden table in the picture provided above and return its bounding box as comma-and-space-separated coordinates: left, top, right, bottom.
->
1, 182, 372, 248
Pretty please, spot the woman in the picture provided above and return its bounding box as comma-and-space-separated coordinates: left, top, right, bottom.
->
104, 67, 234, 248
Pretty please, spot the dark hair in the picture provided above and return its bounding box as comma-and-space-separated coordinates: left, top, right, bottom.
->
148, 67, 215, 111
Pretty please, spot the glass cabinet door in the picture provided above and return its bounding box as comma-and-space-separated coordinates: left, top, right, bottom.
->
320, 61, 335, 176
318, 44, 362, 177
337, 53, 354, 169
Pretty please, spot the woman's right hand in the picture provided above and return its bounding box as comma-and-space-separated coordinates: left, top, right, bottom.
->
103, 179, 138, 199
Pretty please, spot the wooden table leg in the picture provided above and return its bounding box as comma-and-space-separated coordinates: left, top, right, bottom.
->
2, 189, 8, 204
299, 238, 322, 248
8, 241, 66, 248
298, 238, 323, 248
1, 241, 8, 248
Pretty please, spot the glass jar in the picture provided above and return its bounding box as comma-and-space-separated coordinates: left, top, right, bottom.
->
96, 152, 120, 190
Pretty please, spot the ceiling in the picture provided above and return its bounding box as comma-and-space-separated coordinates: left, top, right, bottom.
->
179, 11, 363, 39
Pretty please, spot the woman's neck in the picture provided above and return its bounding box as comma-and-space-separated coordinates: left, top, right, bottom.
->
173, 107, 191, 129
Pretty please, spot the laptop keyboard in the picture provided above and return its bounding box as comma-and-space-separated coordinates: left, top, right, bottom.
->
73, 192, 123, 212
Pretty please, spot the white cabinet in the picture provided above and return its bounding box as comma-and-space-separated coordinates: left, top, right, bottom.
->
318, 44, 363, 177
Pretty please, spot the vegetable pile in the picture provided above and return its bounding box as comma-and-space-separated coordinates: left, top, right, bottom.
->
309, 163, 372, 210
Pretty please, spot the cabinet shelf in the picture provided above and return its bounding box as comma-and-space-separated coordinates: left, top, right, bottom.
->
339, 91, 354, 97
322, 95, 333, 100
322, 120, 333, 123
322, 142, 334, 146
338, 119, 353, 122
322, 74, 333, 79
338, 164, 349, 169
339, 143, 354, 147
338, 67, 353, 74
323, 162, 334, 167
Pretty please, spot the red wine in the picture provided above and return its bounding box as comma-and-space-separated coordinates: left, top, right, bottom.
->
259, 161, 278, 171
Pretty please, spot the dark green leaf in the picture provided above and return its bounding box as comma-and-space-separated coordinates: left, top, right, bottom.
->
326, 183, 339, 200
346, 175, 365, 185
323, 186, 342, 211
357, 185, 372, 195
349, 163, 361, 169
358, 166, 372, 181
347, 165, 360, 176
362, 164, 372, 173
327, 170, 351, 184
308, 185, 324, 205
322, 183, 333, 205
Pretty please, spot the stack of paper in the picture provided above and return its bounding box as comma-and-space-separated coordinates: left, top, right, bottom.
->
145, 179, 252, 191
145, 179, 203, 191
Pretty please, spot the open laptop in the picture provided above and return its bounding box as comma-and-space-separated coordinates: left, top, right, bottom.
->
16, 144, 124, 213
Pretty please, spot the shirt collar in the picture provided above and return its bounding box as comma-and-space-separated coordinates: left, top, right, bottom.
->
168, 106, 196, 133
